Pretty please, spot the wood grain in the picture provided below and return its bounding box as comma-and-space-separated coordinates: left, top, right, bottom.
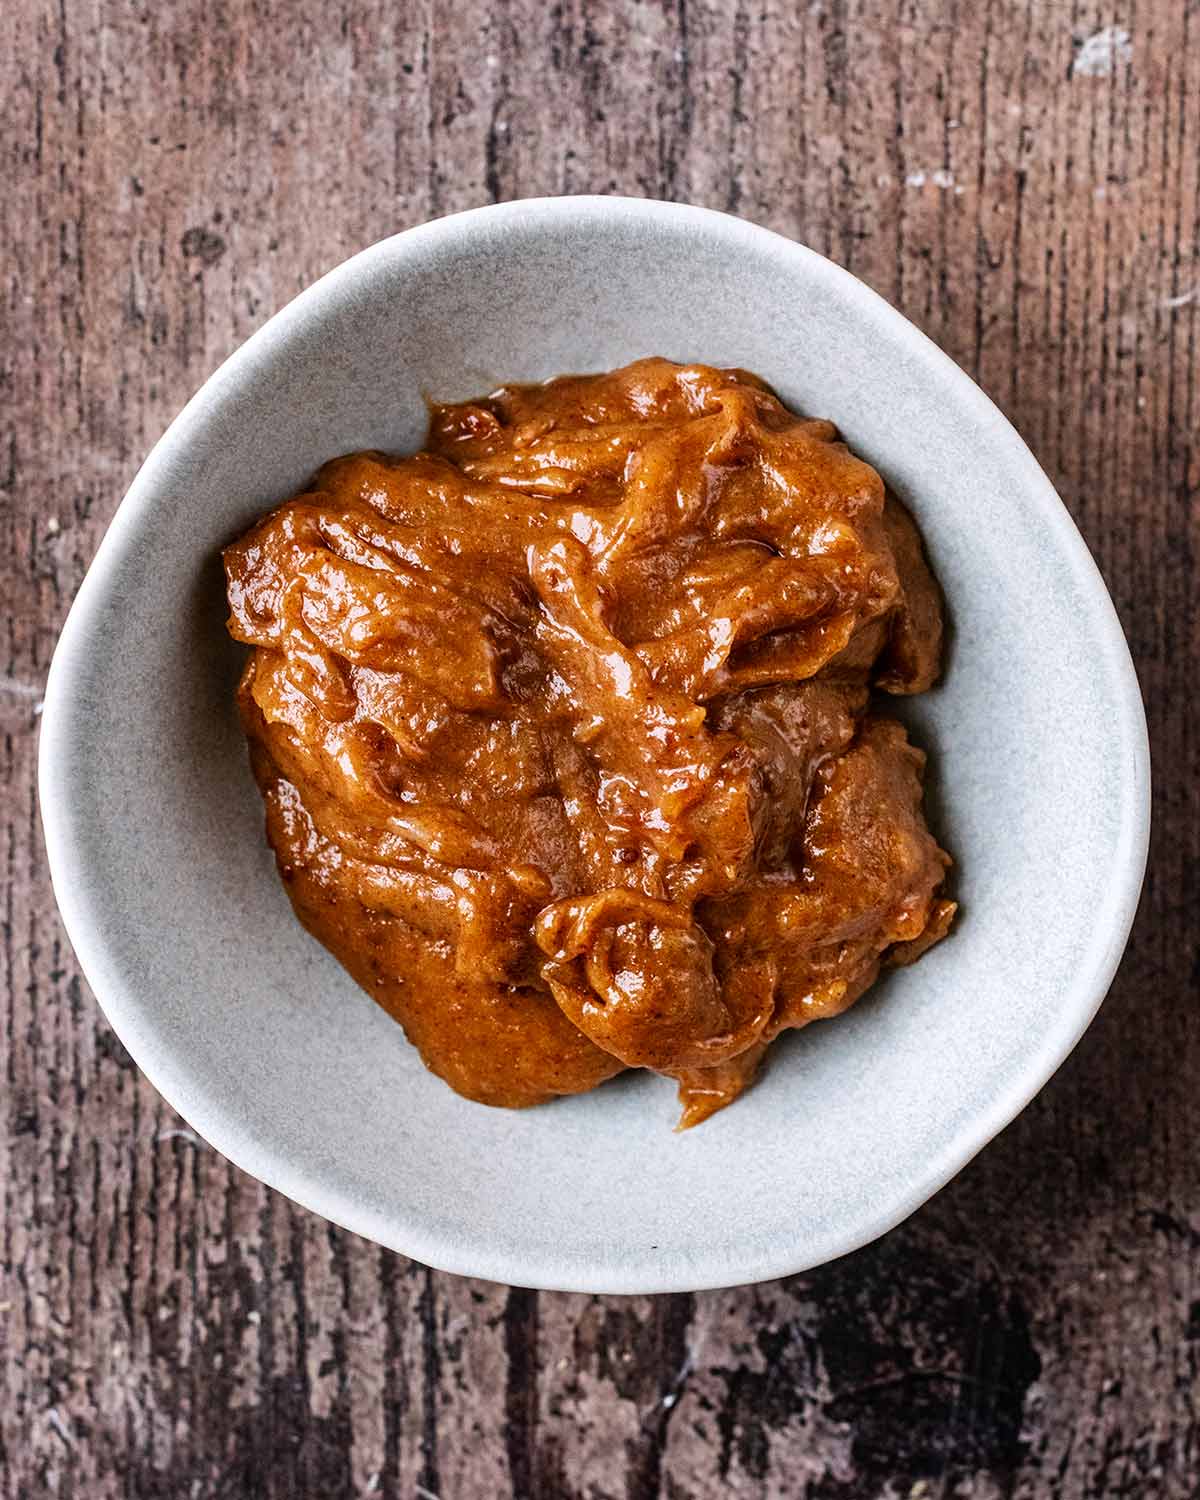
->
3, 1, 1197, 1495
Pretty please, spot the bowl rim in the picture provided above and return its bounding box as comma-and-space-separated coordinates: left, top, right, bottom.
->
38, 195, 1151, 1293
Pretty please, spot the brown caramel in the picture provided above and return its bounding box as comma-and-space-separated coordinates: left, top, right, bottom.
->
225, 359, 954, 1126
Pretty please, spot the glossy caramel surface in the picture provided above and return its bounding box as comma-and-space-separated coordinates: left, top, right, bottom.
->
225, 359, 954, 1125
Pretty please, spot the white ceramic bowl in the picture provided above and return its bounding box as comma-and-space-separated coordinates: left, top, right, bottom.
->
39, 198, 1149, 1293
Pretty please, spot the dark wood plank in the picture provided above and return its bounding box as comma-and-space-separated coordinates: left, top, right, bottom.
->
2, 0, 1197, 1495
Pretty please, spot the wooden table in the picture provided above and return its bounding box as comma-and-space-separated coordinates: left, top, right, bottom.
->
3, 2, 1196, 1495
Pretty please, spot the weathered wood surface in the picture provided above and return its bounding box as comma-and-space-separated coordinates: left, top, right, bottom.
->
2, 1, 1197, 1495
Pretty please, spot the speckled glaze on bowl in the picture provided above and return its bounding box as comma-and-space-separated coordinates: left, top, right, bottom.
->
38, 198, 1149, 1293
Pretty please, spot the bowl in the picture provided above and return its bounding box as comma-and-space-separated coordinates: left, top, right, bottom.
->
39, 197, 1150, 1293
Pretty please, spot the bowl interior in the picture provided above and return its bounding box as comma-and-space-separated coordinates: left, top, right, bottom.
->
40, 199, 1148, 1292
